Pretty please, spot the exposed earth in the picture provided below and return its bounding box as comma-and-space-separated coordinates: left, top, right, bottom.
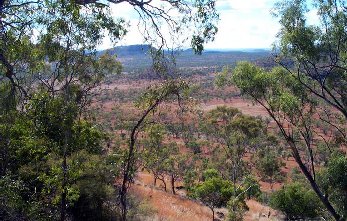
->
130, 172, 285, 221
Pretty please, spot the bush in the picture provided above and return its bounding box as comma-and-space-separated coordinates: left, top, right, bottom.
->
187, 141, 201, 154
318, 155, 347, 218
191, 170, 249, 221
202, 168, 219, 181
69, 152, 119, 221
270, 182, 322, 219
192, 177, 234, 209
243, 175, 261, 200
227, 196, 248, 221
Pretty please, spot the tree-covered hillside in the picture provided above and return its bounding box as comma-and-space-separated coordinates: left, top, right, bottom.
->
1, 0, 347, 221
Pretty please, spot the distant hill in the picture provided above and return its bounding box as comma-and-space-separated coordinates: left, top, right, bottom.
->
98, 44, 154, 57
98, 44, 271, 57
205, 48, 271, 53
98, 44, 274, 73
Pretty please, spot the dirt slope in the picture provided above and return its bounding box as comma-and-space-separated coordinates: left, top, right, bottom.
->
130, 172, 284, 221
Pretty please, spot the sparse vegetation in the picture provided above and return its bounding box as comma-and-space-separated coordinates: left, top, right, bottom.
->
2, 0, 347, 220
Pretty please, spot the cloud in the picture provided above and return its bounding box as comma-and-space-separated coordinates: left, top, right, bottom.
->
99, 0, 281, 50
306, 9, 319, 25
205, 0, 280, 49
109, 2, 138, 20
98, 2, 145, 49
216, 0, 232, 11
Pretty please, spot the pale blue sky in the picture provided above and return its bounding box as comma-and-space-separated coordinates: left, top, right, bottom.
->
209, 0, 278, 49
100, 0, 317, 50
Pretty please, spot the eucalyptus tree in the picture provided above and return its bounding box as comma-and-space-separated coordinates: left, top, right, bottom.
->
141, 123, 190, 194
191, 170, 249, 221
119, 79, 195, 219
273, 0, 347, 120
270, 182, 323, 220
318, 154, 347, 218
254, 147, 283, 190
215, 0, 347, 218
0, 0, 219, 220
191, 173, 235, 221
142, 123, 175, 190
218, 62, 345, 220
202, 106, 265, 185
166, 153, 192, 195
0, 0, 219, 99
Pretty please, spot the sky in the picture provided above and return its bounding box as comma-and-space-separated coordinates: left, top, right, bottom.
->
206, 0, 279, 49
99, 0, 315, 50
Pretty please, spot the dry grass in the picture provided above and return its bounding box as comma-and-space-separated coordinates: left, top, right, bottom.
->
130, 172, 285, 221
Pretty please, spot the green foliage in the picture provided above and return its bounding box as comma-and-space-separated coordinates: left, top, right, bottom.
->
0, 0, 220, 220
187, 141, 201, 154
230, 62, 308, 117
203, 106, 265, 145
145, 124, 166, 146
202, 106, 267, 183
270, 182, 322, 219
227, 195, 249, 221
224, 41, 345, 220
289, 168, 306, 184
183, 169, 199, 192
215, 2, 347, 220
0, 111, 47, 175
224, 55, 345, 220
274, 0, 319, 60
191, 176, 235, 209
142, 124, 177, 174
69, 151, 118, 221
254, 148, 284, 187
0, 175, 28, 220
202, 168, 219, 181
272, 0, 347, 119
0, 87, 115, 220
318, 155, 347, 218
243, 175, 261, 200
190, 170, 250, 220
215, 66, 233, 87
27, 92, 78, 146
325, 155, 347, 191
135, 80, 190, 110
72, 120, 105, 154
315, 144, 330, 166
98, 52, 123, 75
141, 123, 186, 193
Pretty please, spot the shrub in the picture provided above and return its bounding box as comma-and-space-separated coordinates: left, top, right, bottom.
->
270, 182, 322, 219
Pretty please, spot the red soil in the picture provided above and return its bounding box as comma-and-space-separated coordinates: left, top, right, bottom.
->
200, 98, 269, 117
96, 78, 317, 220
130, 172, 285, 221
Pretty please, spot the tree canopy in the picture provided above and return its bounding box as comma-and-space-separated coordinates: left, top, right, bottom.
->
0, 0, 219, 220
215, 0, 347, 219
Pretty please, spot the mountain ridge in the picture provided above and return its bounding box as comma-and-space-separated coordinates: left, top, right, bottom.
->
98, 44, 271, 57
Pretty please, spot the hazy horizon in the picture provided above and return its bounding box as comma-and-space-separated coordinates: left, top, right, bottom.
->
98, 44, 271, 53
